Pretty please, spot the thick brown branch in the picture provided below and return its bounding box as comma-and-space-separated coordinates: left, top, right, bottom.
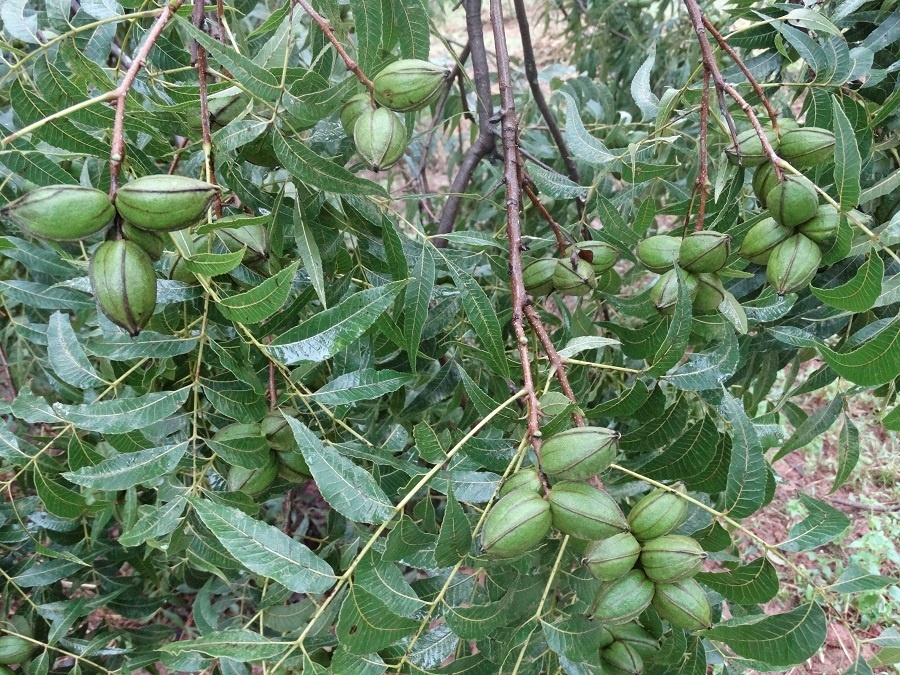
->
435, 0, 496, 247
294, 0, 374, 92
681, 0, 782, 180
512, 0, 580, 187
489, 0, 542, 445
109, 0, 186, 197
703, 15, 779, 129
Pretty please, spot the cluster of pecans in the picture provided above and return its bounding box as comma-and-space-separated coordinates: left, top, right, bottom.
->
481, 427, 710, 673
638, 230, 731, 314
1, 176, 219, 336
736, 123, 839, 294
523, 240, 622, 297
212, 409, 311, 496
340, 60, 452, 172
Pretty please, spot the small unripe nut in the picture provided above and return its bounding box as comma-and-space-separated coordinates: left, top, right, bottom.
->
90, 239, 158, 336
738, 216, 793, 265
584, 532, 642, 581
552, 258, 597, 296
766, 233, 822, 295
115, 175, 219, 232
752, 162, 778, 208
636, 235, 681, 273
373, 59, 451, 112
601, 640, 644, 675
540, 426, 617, 480
500, 467, 542, 497
778, 127, 835, 168
766, 174, 819, 229
607, 622, 659, 658
578, 240, 618, 273
2, 185, 114, 241
679, 231, 731, 273
692, 273, 726, 314
340, 93, 374, 135
626, 484, 688, 541
725, 127, 778, 167
522, 258, 558, 295
208, 422, 269, 469
227, 451, 279, 494
354, 107, 408, 172
481, 489, 551, 559
122, 221, 165, 260
0, 635, 33, 665
591, 570, 655, 624
649, 269, 699, 314
548, 482, 628, 540
651, 578, 713, 630
640, 534, 707, 583
797, 204, 839, 244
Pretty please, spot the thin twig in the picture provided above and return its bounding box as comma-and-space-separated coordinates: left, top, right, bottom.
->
681, 0, 782, 179
435, 0, 496, 247
524, 184, 569, 254
830, 498, 900, 513
191, 0, 222, 216
512, 0, 580, 186
168, 137, 191, 174
293, 0, 374, 92
0, 340, 16, 400
109, 0, 186, 197
489, 0, 542, 449
692, 70, 711, 231
524, 304, 584, 427
703, 15, 779, 129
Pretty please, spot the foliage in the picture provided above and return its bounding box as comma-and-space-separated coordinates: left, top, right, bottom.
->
0, 0, 898, 672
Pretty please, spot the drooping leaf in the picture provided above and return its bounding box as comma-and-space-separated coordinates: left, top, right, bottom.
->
46, 312, 105, 390
266, 281, 406, 365
284, 417, 393, 523
447, 262, 510, 378
811, 254, 883, 312
309, 369, 414, 405
780, 494, 850, 552
336, 586, 418, 654
188, 496, 336, 594
217, 261, 300, 324
832, 96, 861, 209
53, 388, 190, 433
159, 629, 289, 661
703, 603, 827, 669
696, 558, 779, 605
293, 198, 327, 307
818, 317, 900, 386
63, 442, 188, 489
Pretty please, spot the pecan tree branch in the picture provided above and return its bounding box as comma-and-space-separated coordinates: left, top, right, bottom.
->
109, 0, 186, 197
681, 0, 783, 179
703, 15, 779, 130
524, 304, 584, 427
524, 184, 569, 254
192, 0, 221, 216
435, 0, 496, 247
489, 0, 542, 446
512, 0, 580, 187
688, 70, 711, 232
294, 0, 374, 92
